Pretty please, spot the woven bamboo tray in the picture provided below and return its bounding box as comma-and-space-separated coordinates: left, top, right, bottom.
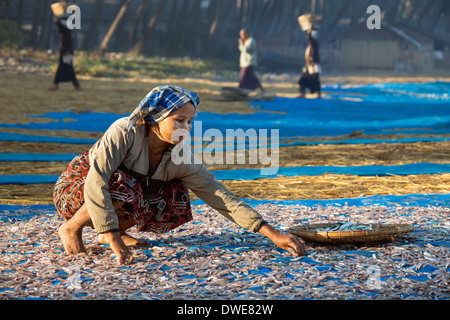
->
288, 223, 414, 244
297, 14, 323, 31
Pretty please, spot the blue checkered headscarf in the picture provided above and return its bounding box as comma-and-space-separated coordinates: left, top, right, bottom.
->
127, 85, 200, 131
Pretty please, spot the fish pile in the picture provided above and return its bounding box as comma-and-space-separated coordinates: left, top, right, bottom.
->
313, 222, 373, 231
0, 203, 449, 300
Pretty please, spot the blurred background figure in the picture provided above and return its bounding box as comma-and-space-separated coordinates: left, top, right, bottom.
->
238, 28, 264, 92
49, 16, 80, 91
298, 29, 321, 98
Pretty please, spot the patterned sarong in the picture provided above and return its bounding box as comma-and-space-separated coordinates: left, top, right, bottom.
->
53, 151, 193, 234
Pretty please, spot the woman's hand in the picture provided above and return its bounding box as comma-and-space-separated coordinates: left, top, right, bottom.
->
103, 231, 134, 265
258, 223, 306, 256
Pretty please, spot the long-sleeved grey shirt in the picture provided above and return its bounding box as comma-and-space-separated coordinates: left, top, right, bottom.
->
84, 117, 265, 234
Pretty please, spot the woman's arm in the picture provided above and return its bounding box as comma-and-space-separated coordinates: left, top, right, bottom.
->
179, 160, 306, 255
180, 163, 265, 232
84, 119, 133, 233
83, 119, 139, 264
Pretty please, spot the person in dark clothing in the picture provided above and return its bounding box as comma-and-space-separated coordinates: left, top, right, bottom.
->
49, 18, 80, 91
298, 30, 321, 98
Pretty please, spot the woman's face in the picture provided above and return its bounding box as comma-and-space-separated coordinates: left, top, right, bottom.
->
240, 30, 249, 40
152, 102, 196, 145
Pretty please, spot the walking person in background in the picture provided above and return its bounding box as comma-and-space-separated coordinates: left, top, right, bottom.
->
298, 30, 321, 98
238, 29, 265, 92
49, 17, 81, 91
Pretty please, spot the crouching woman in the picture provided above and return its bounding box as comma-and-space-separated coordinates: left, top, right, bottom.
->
53, 85, 305, 264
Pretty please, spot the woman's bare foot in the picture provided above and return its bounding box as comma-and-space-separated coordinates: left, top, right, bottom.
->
98, 232, 149, 247
58, 222, 86, 254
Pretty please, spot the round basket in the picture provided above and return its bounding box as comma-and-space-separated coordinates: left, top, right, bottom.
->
51, 2, 73, 18
288, 223, 414, 244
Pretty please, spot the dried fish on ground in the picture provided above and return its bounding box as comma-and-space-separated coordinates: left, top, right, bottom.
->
0, 204, 448, 300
